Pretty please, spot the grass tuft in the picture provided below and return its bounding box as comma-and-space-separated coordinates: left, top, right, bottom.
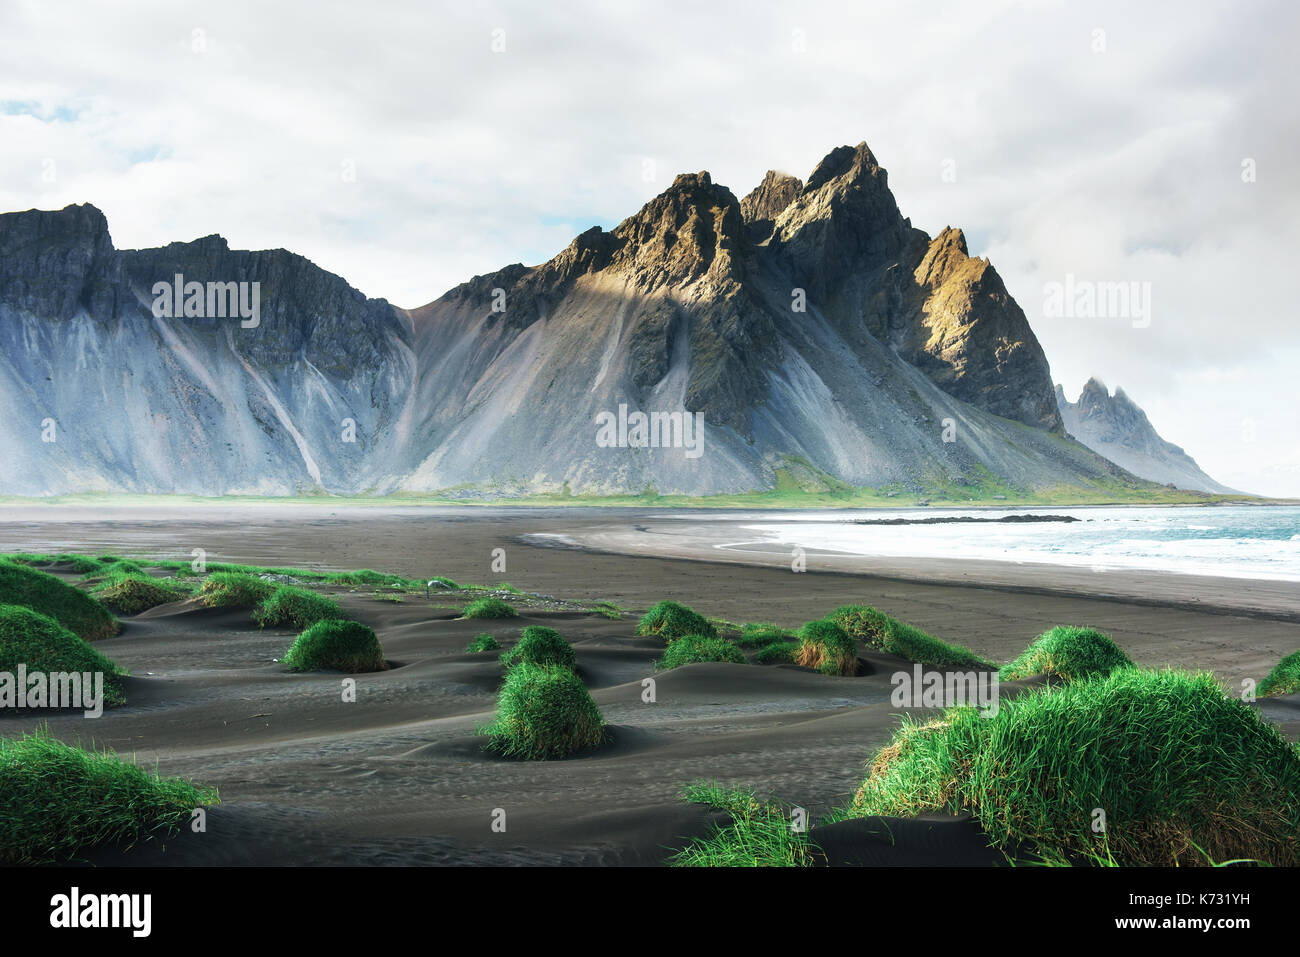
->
755, 640, 800, 665
0, 605, 126, 706
199, 572, 276, 608
829, 604, 993, 668
0, 560, 118, 641
1259, 649, 1300, 698
90, 572, 193, 615
671, 781, 822, 867
657, 634, 746, 670
793, 619, 858, 675
466, 633, 501, 653
1000, 625, 1135, 682
462, 596, 517, 620
850, 668, 1300, 866
637, 600, 717, 642
737, 622, 795, 648
0, 728, 217, 864
328, 568, 409, 588
479, 661, 606, 760
499, 626, 576, 668
251, 585, 343, 630
6, 553, 107, 575
282, 619, 387, 673
84, 559, 144, 580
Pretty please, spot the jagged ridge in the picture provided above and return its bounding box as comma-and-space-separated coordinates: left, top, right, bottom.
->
0, 142, 1190, 497
1056, 379, 1233, 493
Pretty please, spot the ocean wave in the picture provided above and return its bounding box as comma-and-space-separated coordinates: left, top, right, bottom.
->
742, 504, 1300, 581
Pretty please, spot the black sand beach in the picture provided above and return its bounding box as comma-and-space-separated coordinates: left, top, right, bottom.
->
3, 504, 1298, 866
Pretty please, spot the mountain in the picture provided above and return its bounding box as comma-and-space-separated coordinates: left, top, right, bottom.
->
0, 142, 1156, 498
1056, 379, 1234, 494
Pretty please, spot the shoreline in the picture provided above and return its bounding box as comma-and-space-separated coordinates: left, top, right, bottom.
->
520, 515, 1300, 621
4, 502, 1296, 618
0, 491, 1293, 511
2, 504, 1297, 679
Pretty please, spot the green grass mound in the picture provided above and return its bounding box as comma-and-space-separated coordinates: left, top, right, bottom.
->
462, 596, 517, 619
755, 640, 799, 665
84, 559, 145, 580
499, 626, 575, 668
0, 605, 126, 707
849, 668, 1300, 866
283, 619, 387, 673
6, 553, 107, 575
637, 600, 717, 642
466, 633, 500, 653
671, 782, 821, 867
657, 634, 746, 670
0, 728, 217, 864
737, 623, 795, 648
794, 619, 858, 675
199, 572, 276, 608
1259, 650, 1300, 698
328, 568, 409, 587
0, 560, 117, 641
480, 661, 607, 760
90, 573, 193, 615
61, 555, 108, 575
829, 604, 992, 669
1000, 626, 1135, 682
251, 585, 343, 630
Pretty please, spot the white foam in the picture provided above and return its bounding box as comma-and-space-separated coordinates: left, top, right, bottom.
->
740, 505, 1300, 581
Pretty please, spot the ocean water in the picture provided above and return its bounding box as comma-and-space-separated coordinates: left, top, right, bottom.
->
742, 505, 1300, 581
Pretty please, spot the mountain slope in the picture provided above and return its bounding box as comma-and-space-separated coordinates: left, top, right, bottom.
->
0, 142, 1160, 499
1056, 379, 1234, 494
0, 204, 412, 495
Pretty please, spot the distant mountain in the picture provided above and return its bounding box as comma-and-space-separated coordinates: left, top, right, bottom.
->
0, 142, 1155, 498
1055, 379, 1234, 493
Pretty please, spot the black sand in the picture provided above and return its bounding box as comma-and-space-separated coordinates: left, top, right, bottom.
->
2, 504, 1297, 865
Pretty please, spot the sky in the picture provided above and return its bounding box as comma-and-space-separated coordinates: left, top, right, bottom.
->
2, 0, 1297, 495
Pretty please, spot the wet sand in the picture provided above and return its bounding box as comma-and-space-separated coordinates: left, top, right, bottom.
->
2, 503, 1298, 866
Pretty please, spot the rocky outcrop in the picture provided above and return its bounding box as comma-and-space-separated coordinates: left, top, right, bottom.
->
1056, 379, 1233, 493
898, 227, 1064, 430
739, 170, 802, 242
118, 236, 407, 377
0, 203, 121, 321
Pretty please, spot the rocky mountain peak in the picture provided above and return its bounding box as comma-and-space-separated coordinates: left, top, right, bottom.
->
1057, 379, 1233, 492
739, 170, 803, 242
768, 141, 911, 299
913, 226, 971, 287
1075, 376, 1111, 410
608, 169, 746, 290
548, 225, 615, 285
804, 141, 880, 190
1070, 380, 1158, 438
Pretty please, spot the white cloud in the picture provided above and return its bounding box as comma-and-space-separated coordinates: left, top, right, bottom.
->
0, 0, 1295, 494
